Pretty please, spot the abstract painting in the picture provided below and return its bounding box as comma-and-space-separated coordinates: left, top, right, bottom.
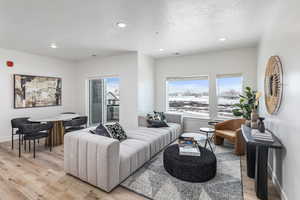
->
14, 74, 62, 108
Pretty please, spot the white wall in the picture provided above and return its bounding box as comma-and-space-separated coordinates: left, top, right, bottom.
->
0, 47, 258, 137
75, 53, 139, 130
257, 0, 300, 199
137, 53, 155, 115
155, 47, 257, 131
0, 48, 76, 141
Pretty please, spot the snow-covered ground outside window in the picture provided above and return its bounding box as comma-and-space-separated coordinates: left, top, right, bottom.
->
167, 78, 209, 118
168, 95, 209, 118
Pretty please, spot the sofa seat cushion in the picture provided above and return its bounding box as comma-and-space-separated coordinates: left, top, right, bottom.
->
163, 123, 182, 141
126, 128, 171, 157
119, 139, 150, 181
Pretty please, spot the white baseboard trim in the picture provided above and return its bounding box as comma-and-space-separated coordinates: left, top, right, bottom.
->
268, 164, 288, 200
0, 136, 12, 143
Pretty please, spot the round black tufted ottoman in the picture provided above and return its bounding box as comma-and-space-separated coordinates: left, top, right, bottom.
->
163, 144, 216, 182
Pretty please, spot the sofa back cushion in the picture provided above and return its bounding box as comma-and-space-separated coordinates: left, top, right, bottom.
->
138, 113, 183, 128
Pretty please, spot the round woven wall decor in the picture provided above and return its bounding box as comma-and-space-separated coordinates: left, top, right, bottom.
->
264, 56, 283, 114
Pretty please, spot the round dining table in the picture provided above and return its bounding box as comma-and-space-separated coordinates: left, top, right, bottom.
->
29, 114, 80, 147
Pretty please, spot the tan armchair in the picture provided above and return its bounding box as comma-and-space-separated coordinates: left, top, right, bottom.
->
214, 119, 246, 155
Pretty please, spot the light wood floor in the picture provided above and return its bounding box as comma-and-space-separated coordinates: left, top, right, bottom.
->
241, 156, 281, 200
0, 140, 280, 200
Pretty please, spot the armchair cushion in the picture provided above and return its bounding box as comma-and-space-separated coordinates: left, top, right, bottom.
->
215, 130, 236, 139
215, 119, 245, 131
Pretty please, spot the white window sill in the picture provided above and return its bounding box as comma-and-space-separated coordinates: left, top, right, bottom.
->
215, 116, 242, 121
183, 116, 210, 121
167, 111, 210, 120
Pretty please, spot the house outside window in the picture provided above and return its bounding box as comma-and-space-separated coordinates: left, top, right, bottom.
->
166, 77, 209, 118
106, 78, 120, 122
216, 74, 243, 118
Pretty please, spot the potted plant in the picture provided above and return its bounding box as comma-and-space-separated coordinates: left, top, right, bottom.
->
232, 87, 260, 126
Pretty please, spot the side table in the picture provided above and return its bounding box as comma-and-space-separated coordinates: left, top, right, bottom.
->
199, 127, 215, 152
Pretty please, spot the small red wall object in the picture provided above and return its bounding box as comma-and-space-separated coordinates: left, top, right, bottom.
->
6, 61, 14, 67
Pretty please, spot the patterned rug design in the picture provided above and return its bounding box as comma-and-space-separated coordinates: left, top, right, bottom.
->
121, 143, 243, 200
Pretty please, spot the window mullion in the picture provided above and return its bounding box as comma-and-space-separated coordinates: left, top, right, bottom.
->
209, 74, 217, 120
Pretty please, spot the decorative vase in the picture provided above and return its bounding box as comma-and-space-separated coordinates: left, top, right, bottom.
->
251, 109, 259, 129
245, 120, 251, 127
258, 117, 265, 133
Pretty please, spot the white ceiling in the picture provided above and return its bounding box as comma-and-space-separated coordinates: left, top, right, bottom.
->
0, 0, 271, 61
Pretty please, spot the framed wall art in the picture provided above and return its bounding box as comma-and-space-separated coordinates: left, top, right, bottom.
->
14, 74, 62, 108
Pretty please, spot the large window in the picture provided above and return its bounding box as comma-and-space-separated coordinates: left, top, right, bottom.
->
216, 75, 243, 118
167, 77, 209, 118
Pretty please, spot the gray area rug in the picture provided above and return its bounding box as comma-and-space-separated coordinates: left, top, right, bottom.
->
121, 142, 243, 200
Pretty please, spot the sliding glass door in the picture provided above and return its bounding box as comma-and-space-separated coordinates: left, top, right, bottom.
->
89, 79, 104, 125
89, 77, 120, 125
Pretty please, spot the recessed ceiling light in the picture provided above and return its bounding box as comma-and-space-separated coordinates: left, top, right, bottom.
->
159, 48, 164, 52
116, 22, 127, 28
219, 38, 227, 42
50, 43, 57, 48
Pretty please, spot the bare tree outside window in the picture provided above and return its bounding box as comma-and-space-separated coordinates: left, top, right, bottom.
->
216, 75, 243, 118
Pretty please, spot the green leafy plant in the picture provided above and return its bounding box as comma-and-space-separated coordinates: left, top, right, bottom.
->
232, 87, 258, 120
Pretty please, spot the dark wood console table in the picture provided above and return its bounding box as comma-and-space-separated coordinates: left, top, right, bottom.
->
241, 125, 282, 200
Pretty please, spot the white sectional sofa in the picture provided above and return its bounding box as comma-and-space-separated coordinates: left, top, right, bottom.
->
64, 113, 183, 192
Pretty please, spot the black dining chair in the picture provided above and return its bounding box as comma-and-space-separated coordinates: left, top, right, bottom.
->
11, 117, 32, 150
63, 116, 88, 133
19, 122, 53, 158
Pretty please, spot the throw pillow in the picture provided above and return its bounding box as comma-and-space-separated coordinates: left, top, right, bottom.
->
146, 111, 169, 128
89, 123, 111, 138
147, 112, 161, 121
154, 111, 166, 121
104, 122, 127, 141
147, 119, 169, 128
